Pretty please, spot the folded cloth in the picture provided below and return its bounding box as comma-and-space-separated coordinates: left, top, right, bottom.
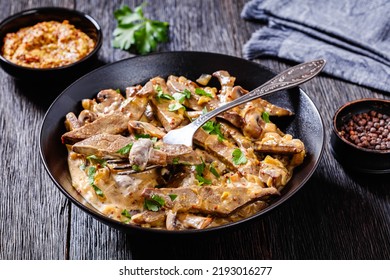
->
241, 0, 390, 93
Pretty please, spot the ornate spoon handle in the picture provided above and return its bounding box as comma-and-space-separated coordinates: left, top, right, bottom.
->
192, 59, 326, 128
162, 59, 325, 146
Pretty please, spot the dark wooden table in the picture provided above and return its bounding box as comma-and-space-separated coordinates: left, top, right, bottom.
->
1, 0, 389, 260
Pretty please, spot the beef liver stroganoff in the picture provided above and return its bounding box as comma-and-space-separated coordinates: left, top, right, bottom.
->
61, 71, 305, 230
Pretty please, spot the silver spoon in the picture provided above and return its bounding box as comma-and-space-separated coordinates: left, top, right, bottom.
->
163, 59, 326, 147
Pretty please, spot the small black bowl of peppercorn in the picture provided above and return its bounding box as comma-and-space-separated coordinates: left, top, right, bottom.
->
331, 98, 390, 174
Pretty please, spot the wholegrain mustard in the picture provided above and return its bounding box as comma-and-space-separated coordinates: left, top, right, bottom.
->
1, 20, 95, 68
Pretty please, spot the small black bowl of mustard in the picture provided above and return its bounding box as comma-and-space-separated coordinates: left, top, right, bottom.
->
331, 98, 390, 174
0, 7, 102, 83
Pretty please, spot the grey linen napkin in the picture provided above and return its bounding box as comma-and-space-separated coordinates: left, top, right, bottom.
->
241, 0, 390, 93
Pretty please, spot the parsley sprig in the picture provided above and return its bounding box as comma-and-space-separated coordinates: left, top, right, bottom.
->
112, 3, 169, 54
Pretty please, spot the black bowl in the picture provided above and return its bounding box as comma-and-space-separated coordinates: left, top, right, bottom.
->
40, 52, 325, 235
0, 7, 102, 83
331, 98, 390, 174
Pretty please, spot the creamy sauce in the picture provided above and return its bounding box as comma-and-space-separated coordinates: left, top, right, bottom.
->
2, 20, 95, 68
63, 74, 306, 230
68, 148, 159, 222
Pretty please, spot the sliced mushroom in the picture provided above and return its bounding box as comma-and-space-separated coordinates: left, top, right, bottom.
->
128, 121, 166, 138
177, 213, 213, 229
65, 112, 81, 131
212, 70, 235, 103
128, 138, 154, 171
93, 89, 125, 115
165, 210, 180, 230
242, 107, 266, 140
165, 210, 213, 230
78, 110, 97, 126
97, 89, 124, 103
131, 211, 166, 227
229, 86, 247, 100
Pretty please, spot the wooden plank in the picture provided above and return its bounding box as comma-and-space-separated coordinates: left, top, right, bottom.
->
0, 0, 74, 261
1, 0, 390, 260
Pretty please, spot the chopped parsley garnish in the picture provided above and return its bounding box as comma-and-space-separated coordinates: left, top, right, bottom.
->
116, 143, 133, 155
202, 121, 215, 134
132, 164, 141, 172
121, 209, 132, 219
168, 102, 185, 112
87, 166, 104, 197
144, 194, 165, 211
87, 166, 96, 184
172, 158, 179, 164
92, 185, 104, 197
135, 134, 158, 143
202, 120, 225, 141
172, 89, 191, 103
261, 111, 270, 123
115, 88, 121, 93
144, 199, 159, 211
232, 149, 248, 165
86, 155, 106, 166
155, 85, 174, 101
195, 161, 206, 175
112, 3, 169, 55
168, 194, 178, 201
195, 88, 213, 98
135, 133, 151, 139
209, 163, 220, 178
195, 160, 212, 185
196, 175, 212, 185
